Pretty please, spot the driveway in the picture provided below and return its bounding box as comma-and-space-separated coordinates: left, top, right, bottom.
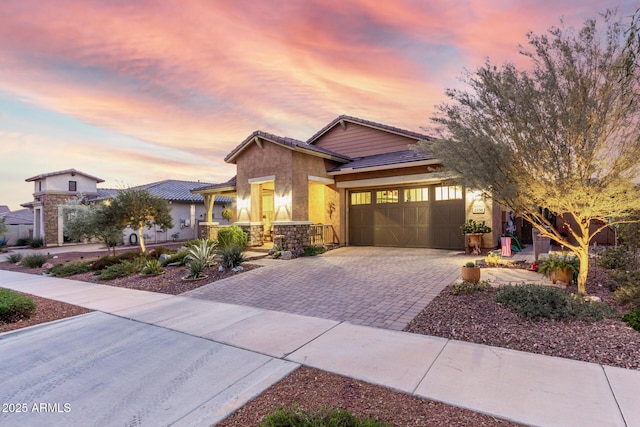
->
185, 247, 464, 330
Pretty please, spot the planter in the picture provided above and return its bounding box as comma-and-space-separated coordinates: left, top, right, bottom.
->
549, 268, 573, 285
461, 266, 481, 283
466, 233, 484, 255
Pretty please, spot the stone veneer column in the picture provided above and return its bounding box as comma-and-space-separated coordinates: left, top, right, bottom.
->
272, 223, 311, 253
237, 223, 264, 247
41, 194, 71, 246
198, 222, 220, 241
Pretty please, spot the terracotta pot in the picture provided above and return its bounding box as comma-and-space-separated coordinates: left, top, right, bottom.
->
461, 266, 481, 283
550, 268, 573, 284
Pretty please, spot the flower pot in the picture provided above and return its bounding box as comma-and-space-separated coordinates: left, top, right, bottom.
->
550, 268, 573, 284
461, 266, 481, 283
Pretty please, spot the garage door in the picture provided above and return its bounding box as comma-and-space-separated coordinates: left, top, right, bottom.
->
348, 185, 465, 249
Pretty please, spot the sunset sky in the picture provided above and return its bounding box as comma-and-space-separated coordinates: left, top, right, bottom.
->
0, 0, 635, 210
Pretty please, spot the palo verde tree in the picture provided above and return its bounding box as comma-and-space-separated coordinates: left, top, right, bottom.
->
109, 187, 173, 253
64, 200, 124, 256
418, 11, 640, 294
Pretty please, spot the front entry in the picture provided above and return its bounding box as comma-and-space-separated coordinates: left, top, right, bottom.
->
348, 184, 465, 249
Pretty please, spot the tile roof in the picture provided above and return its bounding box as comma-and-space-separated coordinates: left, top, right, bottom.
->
0, 205, 9, 214
0, 208, 33, 225
25, 168, 105, 183
224, 130, 351, 164
94, 181, 233, 204
307, 115, 434, 145
330, 149, 436, 172
191, 176, 237, 193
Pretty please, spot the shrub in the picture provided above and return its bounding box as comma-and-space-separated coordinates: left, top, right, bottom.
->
612, 270, 640, 306
0, 289, 36, 323
160, 250, 189, 267
184, 258, 207, 279
96, 256, 147, 280
495, 284, 617, 321
0, 236, 7, 247
622, 307, 640, 332
217, 225, 248, 249
597, 246, 634, 270
6, 253, 23, 264
537, 253, 580, 283
450, 280, 491, 295
15, 237, 31, 247
29, 237, 44, 248
218, 245, 246, 269
141, 259, 164, 275
21, 253, 49, 268
90, 251, 141, 271
47, 261, 92, 277
260, 405, 391, 427
302, 246, 325, 257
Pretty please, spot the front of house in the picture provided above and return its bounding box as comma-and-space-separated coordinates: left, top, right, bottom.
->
194, 115, 503, 252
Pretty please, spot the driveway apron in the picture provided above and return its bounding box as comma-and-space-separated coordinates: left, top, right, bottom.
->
184, 247, 463, 330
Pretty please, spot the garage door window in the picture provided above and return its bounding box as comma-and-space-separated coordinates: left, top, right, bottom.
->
404, 187, 429, 202
435, 185, 462, 201
351, 191, 371, 205
376, 190, 398, 203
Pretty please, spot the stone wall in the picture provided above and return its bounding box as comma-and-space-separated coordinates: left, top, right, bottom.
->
273, 223, 311, 253
199, 222, 220, 241
239, 224, 264, 247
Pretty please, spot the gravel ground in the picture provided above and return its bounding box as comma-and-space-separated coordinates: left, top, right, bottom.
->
1, 248, 637, 425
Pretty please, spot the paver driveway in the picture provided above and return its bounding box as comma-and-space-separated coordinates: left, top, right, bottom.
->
185, 247, 463, 330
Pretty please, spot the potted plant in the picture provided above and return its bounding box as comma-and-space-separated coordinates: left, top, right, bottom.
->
460, 219, 492, 254
538, 253, 579, 284
461, 261, 481, 282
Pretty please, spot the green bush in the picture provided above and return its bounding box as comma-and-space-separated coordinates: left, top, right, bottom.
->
495, 284, 618, 321
612, 270, 640, 306
597, 246, 634, 270
622, 307, 640, 332
29, 237, 44, 248
538, 253, 580, 283
450, 280, 491, 295
141, 259, 164, 275
15, 237, 31, 247
21, 253, 49, 268
6, 253, 23, 264
96, 256, 147, 280
90, 251, 141, 271
0, 289, 36, 323
160, 250, 189, 267
47, 261, 92, 277
260, 405, 391, 427
217, 225, 248, 249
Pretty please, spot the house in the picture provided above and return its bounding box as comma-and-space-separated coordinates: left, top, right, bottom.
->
21, 169, 231, 247
0, 207, 33, 245
193, 115, 503, 251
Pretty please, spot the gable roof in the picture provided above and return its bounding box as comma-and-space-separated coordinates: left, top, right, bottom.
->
0, 205, 9, 214
25, 168, 105, 183
224, 130, 352, 164
191, 176, 237, 193
307, 115, 433, 145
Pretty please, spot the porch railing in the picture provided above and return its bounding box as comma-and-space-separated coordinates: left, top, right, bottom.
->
309, 224, 339, 246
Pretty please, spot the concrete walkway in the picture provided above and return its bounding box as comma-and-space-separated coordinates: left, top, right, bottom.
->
0, 270, 638, 427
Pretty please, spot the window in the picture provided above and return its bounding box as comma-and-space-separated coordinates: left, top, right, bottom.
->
404, 187, 429, 202
435, 185, 462, 201
376, 189, 398, 204
69, 180, 77, 192
350, 191, 371, 205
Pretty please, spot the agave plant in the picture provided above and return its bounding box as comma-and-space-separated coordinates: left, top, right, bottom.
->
185, 239, 217, 266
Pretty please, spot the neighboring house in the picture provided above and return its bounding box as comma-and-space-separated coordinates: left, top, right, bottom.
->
21, 169, 231, 247
0, 207, 33, 245
193, 115, 503, 252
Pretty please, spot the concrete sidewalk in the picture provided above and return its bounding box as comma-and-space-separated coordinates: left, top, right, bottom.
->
0, 270, 638, 427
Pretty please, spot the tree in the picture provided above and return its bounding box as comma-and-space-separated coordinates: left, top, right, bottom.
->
64, 202, 124, 256
419, 12, 640, 294
109, 187, 173, 253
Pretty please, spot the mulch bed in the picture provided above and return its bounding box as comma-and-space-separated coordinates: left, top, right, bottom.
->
0, 292, 92, 333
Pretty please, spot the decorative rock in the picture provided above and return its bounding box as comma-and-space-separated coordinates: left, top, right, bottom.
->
232, 266, 244, 272
584, 295, 602, 303
159, 254, 169, 264
280, 251, 293, 260
42, 262, 54, 269
218, 265, 225, 272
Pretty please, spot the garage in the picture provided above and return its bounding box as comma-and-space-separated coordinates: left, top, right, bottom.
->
348, 184, 465, 249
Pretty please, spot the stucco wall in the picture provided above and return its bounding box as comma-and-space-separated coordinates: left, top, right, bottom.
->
34, 174, 99, 195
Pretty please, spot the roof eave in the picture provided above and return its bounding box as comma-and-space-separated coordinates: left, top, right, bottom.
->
328, 159, 442, 176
